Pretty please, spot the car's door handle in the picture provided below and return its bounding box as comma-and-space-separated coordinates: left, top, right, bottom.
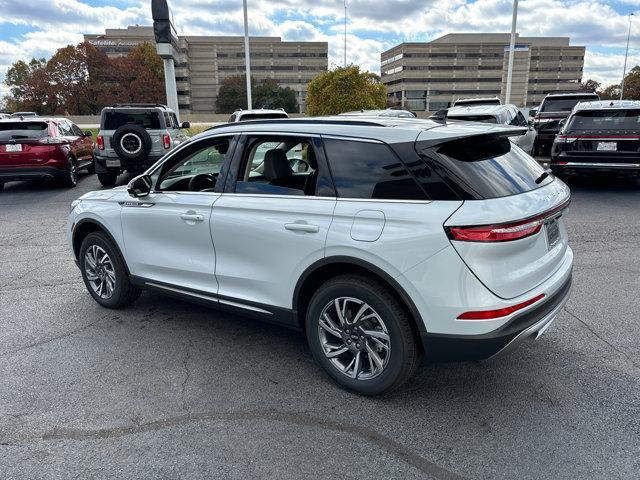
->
180, 212, 204, 222
284, 223, 319, 233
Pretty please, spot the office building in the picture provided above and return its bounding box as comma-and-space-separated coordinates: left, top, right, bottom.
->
85, 26, 328, 114
380, 33, 586, 109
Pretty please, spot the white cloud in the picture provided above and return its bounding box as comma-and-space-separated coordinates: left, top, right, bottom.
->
0, 0, 638, 98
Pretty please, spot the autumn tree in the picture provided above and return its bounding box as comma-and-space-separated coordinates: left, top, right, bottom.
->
306, 66, 386, 116
579, 79, 600, 93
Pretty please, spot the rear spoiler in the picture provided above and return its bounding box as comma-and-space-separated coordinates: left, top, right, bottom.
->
416, 126, 527, 150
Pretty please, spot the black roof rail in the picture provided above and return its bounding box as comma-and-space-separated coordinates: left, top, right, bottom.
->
204, 118, 388, 131
112, 103, 170, 109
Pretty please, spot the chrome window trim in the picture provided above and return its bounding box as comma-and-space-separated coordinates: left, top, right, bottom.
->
560, 162, 640, 168
321, 134, 384, 144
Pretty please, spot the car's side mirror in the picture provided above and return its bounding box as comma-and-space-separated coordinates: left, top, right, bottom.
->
127, 174, 152, 198
529, 109, 537, 117
83, 130, 93, 137
181, 121, 191, 129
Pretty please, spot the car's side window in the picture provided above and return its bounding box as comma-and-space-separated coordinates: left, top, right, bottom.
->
323, 138, 428, 200
233, 136, 321, 196
70, 123, 84, 137
57, 121, 73, 136
157, 137, 231, 192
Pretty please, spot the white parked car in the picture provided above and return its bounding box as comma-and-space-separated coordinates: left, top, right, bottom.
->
68, 117, 573, 395
447, 104, 537, 154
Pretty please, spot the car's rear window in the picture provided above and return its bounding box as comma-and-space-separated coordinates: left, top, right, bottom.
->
421, 135, 552, 199
0, 122, 49, 141
238, 113, 288, 121
449, 115, 497, 124
541, 96, 598, 112
567, 109, 640, 131
103, 111, 161, 130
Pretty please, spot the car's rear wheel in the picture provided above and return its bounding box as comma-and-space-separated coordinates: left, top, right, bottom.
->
305, 275, 420, 395
97, 172, 118, 187
60, 156, 78, 188
79, 232, 141, 308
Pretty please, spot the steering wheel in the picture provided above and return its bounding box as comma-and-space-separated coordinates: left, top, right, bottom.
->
188, 173, 217, 192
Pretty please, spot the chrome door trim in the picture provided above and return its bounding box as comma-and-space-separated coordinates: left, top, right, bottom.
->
218, 298, 272, 315
146, 281, 218, 302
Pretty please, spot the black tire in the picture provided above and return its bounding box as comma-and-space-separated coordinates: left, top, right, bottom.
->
97, 172, 118, 187
79, 232, 141, 308
305, 275, 421, 395
111, 125, 152, 162
87, 156, 96, 174
59, 156, 78, 188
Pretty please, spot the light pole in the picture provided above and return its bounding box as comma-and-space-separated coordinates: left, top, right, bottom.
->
243, 0, 252, 109
505, 0, 519, 104
344, 1, 347, 67
620, 13, 634, 100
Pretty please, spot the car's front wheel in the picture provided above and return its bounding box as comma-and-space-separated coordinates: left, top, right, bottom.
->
79, 232, 141, 308
306, 275, 420, 395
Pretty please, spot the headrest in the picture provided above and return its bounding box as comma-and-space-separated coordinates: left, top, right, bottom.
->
263, 149, 292, 180
306, 145, 317, 169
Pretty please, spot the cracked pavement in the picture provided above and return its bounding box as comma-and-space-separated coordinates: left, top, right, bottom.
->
0, 173, 639, 479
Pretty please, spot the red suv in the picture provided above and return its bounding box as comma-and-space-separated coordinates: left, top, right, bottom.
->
0, 117, 95, 189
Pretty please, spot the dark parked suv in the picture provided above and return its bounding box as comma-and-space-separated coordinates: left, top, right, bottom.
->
551, 100, 640, 178
94, 104, 189, 186
0, 117, 94, 189
531, 92, 599, 155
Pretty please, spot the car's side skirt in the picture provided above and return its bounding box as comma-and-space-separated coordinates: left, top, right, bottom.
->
129, 275, 300, 330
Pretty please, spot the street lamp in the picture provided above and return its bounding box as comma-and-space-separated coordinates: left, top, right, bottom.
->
243, 0, 252, 109
505, 0, 519, 104
344, 1, 347, 67
620, 13, 634, 100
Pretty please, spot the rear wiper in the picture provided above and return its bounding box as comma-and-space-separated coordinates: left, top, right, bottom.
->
535, 170, 551, 184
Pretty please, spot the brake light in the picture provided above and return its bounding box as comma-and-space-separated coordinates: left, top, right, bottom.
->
163, 133, 170, 149
448, 219, 543, 242
96, 135, 104, 150
457, 294, 545, 320
447, 200, 569, 243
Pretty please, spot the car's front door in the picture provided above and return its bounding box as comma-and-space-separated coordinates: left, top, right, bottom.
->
211, 134, 336, 317
121, 136, 235, 295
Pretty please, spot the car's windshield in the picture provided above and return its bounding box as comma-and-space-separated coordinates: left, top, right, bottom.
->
449, 115, 497, 124
0, 122, 49, 141
238, 113, 288, 121
541, 97, 598, 112
103, 111, 161, 130
566, 109, 640, 131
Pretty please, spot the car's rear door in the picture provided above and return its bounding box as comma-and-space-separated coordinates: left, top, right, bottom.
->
120, 136, 235, 295
210, 133, 336, 320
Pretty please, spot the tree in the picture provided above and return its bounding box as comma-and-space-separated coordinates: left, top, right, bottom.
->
306, 66, 386, 116
620, 65, 640, 100
216, 76, 298, 113
579, 79, 600, 93
598, 84, 620, 100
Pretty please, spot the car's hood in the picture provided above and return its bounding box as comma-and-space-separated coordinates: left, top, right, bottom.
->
78, 186, 126, 201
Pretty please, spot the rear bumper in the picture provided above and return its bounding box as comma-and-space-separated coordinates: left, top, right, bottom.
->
0, 166, 67, 182
550, 157, 640, 176
94, 152, 163, 173
421, 274, 572, 362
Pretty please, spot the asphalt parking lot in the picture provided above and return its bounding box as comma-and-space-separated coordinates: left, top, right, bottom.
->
1, 171, 639, 480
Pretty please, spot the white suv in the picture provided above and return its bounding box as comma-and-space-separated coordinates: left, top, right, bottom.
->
68, 117, 573, 395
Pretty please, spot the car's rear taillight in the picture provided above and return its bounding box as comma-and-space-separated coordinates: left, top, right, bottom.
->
457, 294, 545, 320
447, 200, 569, 243
448, 219, 543, 242
556, 135, 577, 143
163, 134, 170, 149
96, 135, 104, 150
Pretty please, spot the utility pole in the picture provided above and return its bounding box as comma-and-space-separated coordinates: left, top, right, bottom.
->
243, 0, 252, 109
344, 1, 347, 67
505, 0, 518, 104
621, 13, 634, 100
152, 0, 180, 121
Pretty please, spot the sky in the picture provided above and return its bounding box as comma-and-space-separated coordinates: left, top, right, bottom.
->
0, 0, 638, 98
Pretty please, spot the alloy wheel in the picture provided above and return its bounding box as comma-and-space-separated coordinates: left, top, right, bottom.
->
68, 158, 77, 185
84, 245, 116, 299
318, 297, 391, 380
